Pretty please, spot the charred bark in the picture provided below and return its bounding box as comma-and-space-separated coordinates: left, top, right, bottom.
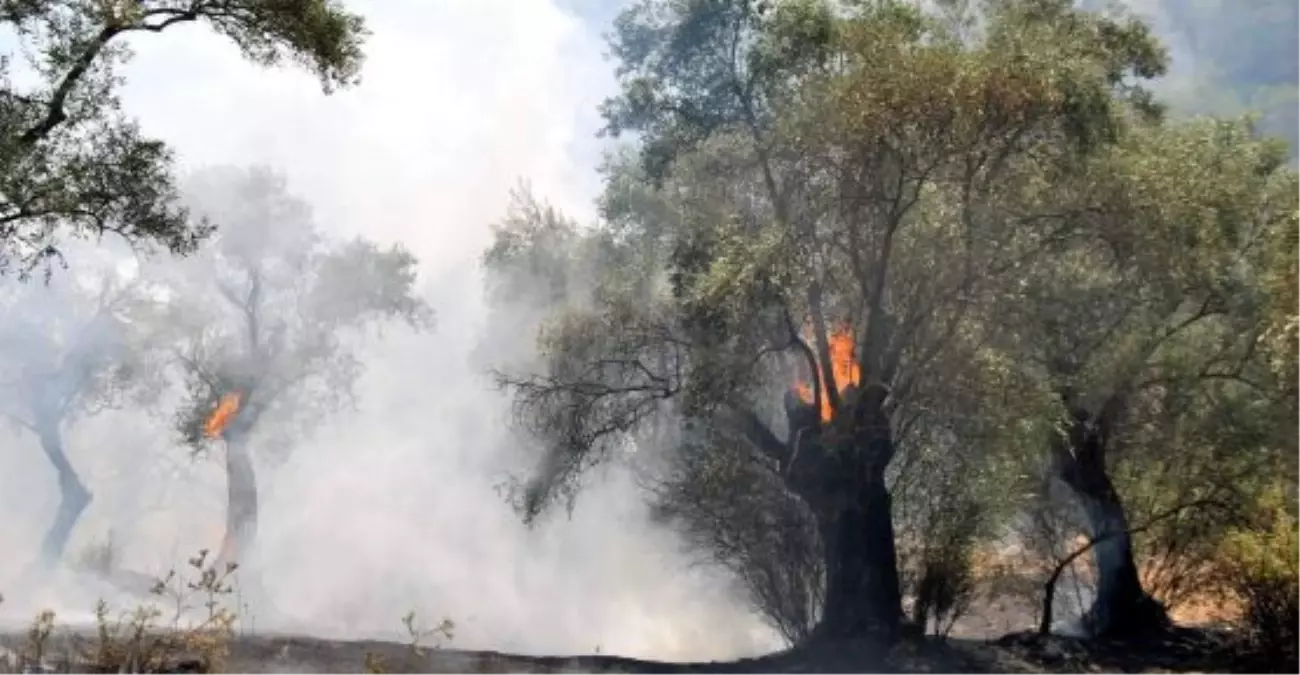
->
814, 474, 903, 641
786, 383, 904, 643
36, 419, 91, 563
1055, 403, 1167, 638
218, 436, 259, 568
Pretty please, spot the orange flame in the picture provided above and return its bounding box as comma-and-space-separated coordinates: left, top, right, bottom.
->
203, 392, 242, 439
794, 327, 860, 422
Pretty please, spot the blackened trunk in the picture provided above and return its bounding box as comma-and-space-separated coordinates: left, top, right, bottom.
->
815, 474, 903, 641
792, 384, 904, 643
1056, 405, 1166, 638
1078, 488, 1165, 636
218, 437, 259, 568
37, 421, 91, 563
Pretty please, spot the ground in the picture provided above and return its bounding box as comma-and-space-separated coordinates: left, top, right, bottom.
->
5, 624, 1266, 674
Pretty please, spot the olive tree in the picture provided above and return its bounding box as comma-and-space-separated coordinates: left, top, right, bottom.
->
159, 165, 430, 569
1, 0, 368, 278
996, 116, 1298, 636
0, 251, 167, 564
494, 0, 1164, 643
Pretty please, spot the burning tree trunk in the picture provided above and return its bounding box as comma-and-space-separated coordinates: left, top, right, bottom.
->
786, 383, 904, 642
1055, 400, 1167, 637
204, 390, 259, 568
35, 417, 92, 563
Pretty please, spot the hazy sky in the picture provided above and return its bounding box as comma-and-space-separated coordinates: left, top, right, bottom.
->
119, 0, 616, 265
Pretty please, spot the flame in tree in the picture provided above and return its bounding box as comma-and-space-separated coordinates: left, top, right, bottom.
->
204, 391, 243, 439
794, 327, 860, 422
203, 389, 245, 564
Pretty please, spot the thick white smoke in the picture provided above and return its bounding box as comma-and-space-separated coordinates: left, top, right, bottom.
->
0, 0, 778, 661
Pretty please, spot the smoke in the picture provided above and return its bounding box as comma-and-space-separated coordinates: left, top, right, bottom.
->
0, 0, 777, 662
1114, 0, 1298, 155
1, 0, 1294, 662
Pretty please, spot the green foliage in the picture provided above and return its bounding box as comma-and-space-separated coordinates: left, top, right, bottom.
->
1215, 484, 1299, 669
491, 0, 1299, 645
0, 259, 166, 431
601, 0, 835, 180
482, 185, 593, 311
0, 549, 239, 673
163, 166, 431, 456
0, 0, 368, 278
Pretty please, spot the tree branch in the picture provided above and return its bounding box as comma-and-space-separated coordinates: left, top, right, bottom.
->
1038, 496, 1238, 635
719, 405, 789, 469
18, 6, 204, 146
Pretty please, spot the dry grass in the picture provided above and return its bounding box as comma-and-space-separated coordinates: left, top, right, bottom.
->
0, 549, 238, 674
965, 534, 1246, 628
0, 535, 1262, 674
2, 544, 463, 674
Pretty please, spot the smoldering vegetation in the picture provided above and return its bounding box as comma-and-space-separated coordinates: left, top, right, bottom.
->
0, 168, 777, 662
0, 0, 1297, 673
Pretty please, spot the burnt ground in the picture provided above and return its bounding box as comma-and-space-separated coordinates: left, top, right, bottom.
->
0, 579, 1282, 674
214, 625, 1263, 673
223, 629, 1248, 675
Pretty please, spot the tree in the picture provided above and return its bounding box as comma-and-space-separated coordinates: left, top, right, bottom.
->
495, 0, 1167, 643
0, 0, 368, 278
1257, 162, 1299, 401
995, 116, 1297, 636
160, 166, 430, 571
0, 249, 166, 564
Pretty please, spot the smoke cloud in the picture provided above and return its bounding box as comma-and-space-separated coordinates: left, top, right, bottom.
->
0, 0, 776, 661
1, 0, 1294, 662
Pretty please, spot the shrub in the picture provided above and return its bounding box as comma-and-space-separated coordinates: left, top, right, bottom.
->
1216, 485, 1298, 671
0, 549, 238, 674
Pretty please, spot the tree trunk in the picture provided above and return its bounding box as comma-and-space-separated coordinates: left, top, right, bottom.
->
218, 437, 259, 568
790, 383, 904, 643
815, 474, 904, 641
1077, 488, 1165, 636
36, 420, 92, 564
1056, 405, 1167, 638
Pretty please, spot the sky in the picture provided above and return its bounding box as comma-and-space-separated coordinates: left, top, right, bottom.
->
0, 0, 781, 661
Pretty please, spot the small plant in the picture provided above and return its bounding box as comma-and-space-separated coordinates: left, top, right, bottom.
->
401, 610, 454, 656
1, 549, 241, 674
363, 650, 387, 674
21, 610, 57, 672
1216, 486, 1298, 671
369, 611, 460, 671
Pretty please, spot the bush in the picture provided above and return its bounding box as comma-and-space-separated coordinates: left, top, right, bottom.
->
1216, 486, 1298, 671
892, 438, 1011, 639
0, 549, 238, 674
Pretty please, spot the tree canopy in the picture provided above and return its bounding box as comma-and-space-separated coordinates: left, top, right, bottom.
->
488, 0, 1297, 645
156, 165, 430, 570
0, 0, 368, 278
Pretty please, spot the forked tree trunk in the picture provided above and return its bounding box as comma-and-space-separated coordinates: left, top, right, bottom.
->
218, 436, 259, 569
36, 420, 92, 563
1056, 405, 1167, 637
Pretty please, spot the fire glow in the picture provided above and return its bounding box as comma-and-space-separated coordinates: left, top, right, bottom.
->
794, 327, 860, 422
204, 391, 243, 439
